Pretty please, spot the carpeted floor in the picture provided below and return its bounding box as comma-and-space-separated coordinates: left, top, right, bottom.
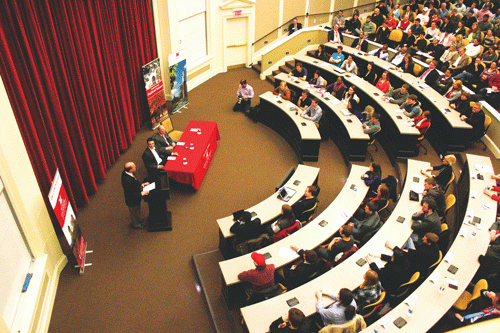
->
48, 67, 500, 333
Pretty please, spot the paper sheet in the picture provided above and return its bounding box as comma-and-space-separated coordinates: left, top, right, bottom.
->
411, 185, 425, 194
278, 247, 298, 260
443, 252, 454, 263
176, 141, 185, 146
470, 190, 477, 198
483, 203, 496, 210
143, 182, 156, 192
446, 277, 458, 288
340, 211, 352, 218
475, 164, 494, 173
340, 109, 352, 116
372, 257, 385, 269
459, 227, 468, 237
466, 208, 474, 217
287, 103, 295, 109
321, 62, 329, 67
380, 315, 395, 328
167, 156, 177, 160
394, 109, 404, 113
330, 99, 342, 105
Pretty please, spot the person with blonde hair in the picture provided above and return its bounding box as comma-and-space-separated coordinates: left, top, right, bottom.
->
353, 269, 382, 312
421, 154, 456, 188
272, 81, 292, 101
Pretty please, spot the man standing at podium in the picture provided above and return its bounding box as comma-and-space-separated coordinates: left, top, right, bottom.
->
121, 162, 149, 229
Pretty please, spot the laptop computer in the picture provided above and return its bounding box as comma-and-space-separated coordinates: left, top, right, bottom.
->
277, 186, 297, 202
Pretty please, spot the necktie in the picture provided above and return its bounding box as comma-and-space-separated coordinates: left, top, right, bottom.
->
162, 134, 170, 146
420, 69, 431, 81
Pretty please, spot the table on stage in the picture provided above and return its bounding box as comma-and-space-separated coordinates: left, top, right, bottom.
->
163, 120, 220, 190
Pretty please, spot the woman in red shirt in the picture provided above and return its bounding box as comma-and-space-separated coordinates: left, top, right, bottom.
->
413, 110, 431, 134
375, 71, 391, 93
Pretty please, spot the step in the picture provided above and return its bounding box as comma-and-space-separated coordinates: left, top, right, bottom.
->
251, 62, 261, 73
285, 60, 295, 69
272, 70, 280, 77
266, 75, 275, 85
278, 65, 290, 74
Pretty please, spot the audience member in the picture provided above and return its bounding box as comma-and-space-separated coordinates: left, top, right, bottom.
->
391, 46, 409, 66
341, 85, 359, 105
434, 68, 454, 94
326, 76, 346, 99
383, 83, 410, 106
272, 81, 292, 101
397, 54, 416, 74
426, 21, 441, 39
401, 94, 422, 119
476, 61, 498, 92
291, 185, 319, 220
316, 288, 357, 326
453, 291, 500, 326
340, 55, 358, 74
267, 204, 296, 235
351, 32, 369, 52
283, 246, 322, 289
453, 57, 485, 86
289, 18, 302, 35
366, 247, 412, 295
449, 47, 471, 72
288, 62, 307, 81
328, 24, 344, 44
345, 13, 362, 36
438, 46, 459, 71
296, 89, 312, 111
234, 79, 254, 113
348, 202, 382, 241
353, 269, 382, 313
329, 46, 345, 67
230, 211, 263, 245
372, 8, 385, 28
463, 10, 478, 28
363, 112, 381, 135
421, 154, 456, 188
316, 225, 355, 262
301, 98, 322, 127
451, 91, 472, 116
385, 11, 398, 30
376, 22, 391, 44
480, 72, 500, 104
369, 44, 390, 61
375, 71, 391, 93
361, 62, 378, 84
444, 80, 464, 103
460, 102, 485, 141
362, 16, 377, 40
238, 252, 275, 292
332, 10, 346, 31
425, 37, 446, 60
269, 308, 312, 333
454, 21, 467, 36
465, 38, 482, 58
413, 110, 432, 137
309, 70, 326, 87
409, 199, 441, 247
421, 177, 446, 216
314, 45, 328, 62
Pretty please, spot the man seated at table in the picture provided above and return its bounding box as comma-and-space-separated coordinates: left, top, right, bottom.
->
449, 47, 471, 74
383, 83, 410, 106
345, 13, 362, 36
238, 252, 275, 293
460, 102, 485, 141
281, 246, 322, 289
288, 62, 307, 81
366, 247, 412, 295
375, 21, 391, 44
300, 98, 322, 127
450, 91, 472, 116
351, 31, 369, 52
328, 24, 344, 44
479, 72, 500, 105
291, 185, 319, 221
384, 232, 440, 275
421, 177, 446, 217
419, 60, 441, 87
348, 202, 382, 242
332, 10, 346, 31
369, 44, 390, 61
424, 37, 445, 61
153, 125, 176, 158
340, 55, 358, 74
142, 137, 169, 179
362, 16, 377, 40
400, 95, 422, 119
410, 18, 426, 36
315, 288, 357, 326
362, 112, 381, 135
372, 8, 385, 28
269, 307, 313, 333
425, 21, 441, 39
406, 199, 441, 249
329, 46, 345, 67
391, 46, 409, 66
296, 89, 312, 111
453, 291, 500, 327
465, 38, 482, 58
434, 68, 455, 94
230, 211, 263, 247
315, 224, 355, 262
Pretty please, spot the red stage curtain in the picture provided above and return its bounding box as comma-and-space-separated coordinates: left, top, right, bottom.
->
0, 0, 157, 208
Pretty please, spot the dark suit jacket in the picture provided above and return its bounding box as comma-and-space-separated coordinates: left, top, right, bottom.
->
121, 171, 142, 207
285, 249, 322, 288
370, 257, 412, 295
142, 148, 166, 176
291, 197, 317, 221
288, 22, 302, 35
420, 68, 440, 86
153, 132, 175, 158
434, 75, 454, 94
328, 29, 344, 44
351, 38, 368, 52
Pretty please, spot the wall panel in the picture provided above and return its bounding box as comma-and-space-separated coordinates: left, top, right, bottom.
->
255, 0, 280, 41
283, 0, 306, 23
309, 0, 331, 15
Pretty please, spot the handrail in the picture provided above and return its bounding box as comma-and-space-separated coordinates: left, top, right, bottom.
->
252, 2, 379, 46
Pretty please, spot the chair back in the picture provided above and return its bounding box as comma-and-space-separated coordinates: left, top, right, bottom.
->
444, 172, 455, 192
389, 29, 403, 42
362, 291, 386, 318
427, 250, 443, 276
300, 201, 319, 225
247, 283, 287, 305
442, 194, 456, 220
438, 223, 450, 254
394, 271, 420, 298
319, 314, 367, 333
368, 128, 381, 145
470, 279, 489, 304
484, 115, 492, 135
272, 220, 301, 242
162, 117, 175, 133
334, 245, 358, 266
413, 63, 422, 76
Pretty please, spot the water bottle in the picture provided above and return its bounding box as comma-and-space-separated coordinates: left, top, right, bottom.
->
439, 282, 446, 294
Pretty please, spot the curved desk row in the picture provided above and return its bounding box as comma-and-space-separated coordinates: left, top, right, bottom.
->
217, 164, 319, 252
240, 159, 430, 333
363, 154, 497, 332
258, 91, 321, 162
294, 54, 421, 161
325, 42, 473, 155
220, 164, 368, 287
273, 72, 370, 164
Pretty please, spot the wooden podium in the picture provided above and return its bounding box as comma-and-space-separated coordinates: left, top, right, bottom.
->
146, 171, 172, 232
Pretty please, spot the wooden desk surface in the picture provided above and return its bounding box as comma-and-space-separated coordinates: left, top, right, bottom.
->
220, 164, 369, 286
259, 91, 322, 140
217, 164, 320, 238
274, 72, 369, 140
363, 154, 496, 332
326, 42, 471, 130
240, 159, 430, 333
294, 54, 421, 136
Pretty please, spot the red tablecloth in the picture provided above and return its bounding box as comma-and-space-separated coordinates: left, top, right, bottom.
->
163, 120, 220, 189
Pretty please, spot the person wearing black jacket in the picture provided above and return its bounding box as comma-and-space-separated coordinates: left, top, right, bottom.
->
421, 154, 456, 188
269, 308, 313, 333
351, 32, 369, 52
314, 45, 329, 62
291, 185, 319, 221
367, 248, 412, 295
421, 177, 446, 217
451, 91, 472, 117
284, 246, 323, 289
121, 162, 149, 229
230, 211, 263, 245
419, 61, 441, 88
461, 102, 486, 141
345, 13, 362, 36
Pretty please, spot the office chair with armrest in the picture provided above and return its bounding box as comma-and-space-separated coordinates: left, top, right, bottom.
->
366, 128, 381, 162
427, 250, 443, 276
441, 194, 456, 222
162, 117, 183, 142
453, 279, 488, 311
444, 172, 455, 193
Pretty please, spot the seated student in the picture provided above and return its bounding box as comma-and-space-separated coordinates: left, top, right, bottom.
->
466, 38, 482, 58
331, 10, 346, 32
353, 184, 389, 221
421, 177, 446, 217
341, 55, 358, 74
484, 185, 500, 203
421, 154, 456, 188
453, 57, 485, 86
419, 60, 441, 87
451, 91, 472, 117
410, 105, 429, 131
238, 252, 275, 292
481, 46, 497, 65
414, 32, 428, 52
376, 21, 391, 44
288, 18, 302, 35
449, 47, 471, 73
408, 199, 441, 248
425, 21, 441, 39
348, 98, 363, 121
375, 71, 391, 93
326, 76, 346, 99
345, 13, 362, 36
329, 46, 345, 67
477, 62, 499, 92
460, 102, 486, 141
372, 8, 385, 28
315, 288, 357, 326
385, 11, 398, 30
424, 37, 446, 60
362, 162, 382, 198
282, 246, 322, 289
410, 18, 426, 36
438, 30, 454, 49
230, 211, 263, 246
362, 16, 377, 40
353, 269, 382, 313
391, 46, 409, 66
341, 85, 359, 105
360, 62, 378, 85
296, 89, 312, 111
316, 224, 355, 261
479, 73, 500, 105
400, 94, 422, 119
402, 29, 417, 50
434, 68, 454, 94
291, 185, 319, 221
272, 81, 292, 101
351, 32, 369, 52
288, 62, 307, 81
438, 46, 459, 71
396, 54, 415, 74
383, 83, 410, 106
462, 10, 478, 29
269, 307, 313, 333
300, 98, 322, 127
367, 247, 412, 295
453, 291, 500, 326
267, 204, 297, 235
369, 44, 390, 61
328, 24, 344, 44
348, 202, 382, 241
444, 80, 464, 103
362, 112, 381, 135
309, 70, 326, 87
362, 105, 375, 123
385, 232, 440, 275
397, 14, 412, 32
314, 44, 329, 62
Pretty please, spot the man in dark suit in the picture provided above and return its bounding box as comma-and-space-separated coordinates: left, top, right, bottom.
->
142, 137, 172, 180
288, 18, 302, 35
121, 162, 149, 229
153, 125, 176, 158
351, 31, 369, 52
328, 24, 344, 44
291, 185, 318, 221
419, 60, 440, 86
